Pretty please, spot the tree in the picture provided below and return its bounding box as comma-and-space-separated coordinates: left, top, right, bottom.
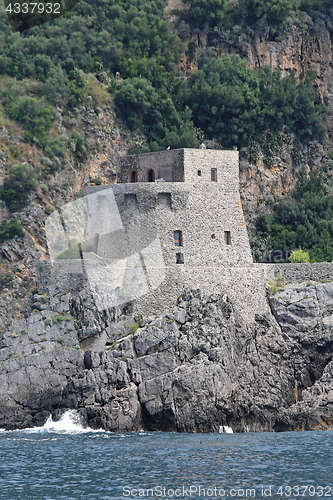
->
0, 220, 25, 242
3, 96, 55, 143
240, 0, 296, 24
0, 165, 37, 212
288, 249, 310, 263
187, 0, 226, 27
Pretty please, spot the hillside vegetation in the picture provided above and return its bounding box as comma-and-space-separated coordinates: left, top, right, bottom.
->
0, 0, 332, 273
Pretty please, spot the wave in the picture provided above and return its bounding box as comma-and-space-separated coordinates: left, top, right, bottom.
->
5, 410, 106, 434
219, 425, 233, 434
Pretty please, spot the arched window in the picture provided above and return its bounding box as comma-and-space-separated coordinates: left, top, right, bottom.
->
148, 169, 155, 182
130, 171, 137, 183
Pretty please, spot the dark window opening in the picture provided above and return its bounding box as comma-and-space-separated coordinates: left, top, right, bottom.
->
130, 171, 137, 183
197, 170, 201, 176
211, 168, 217, 182
176, 252, 184, 264
211, 234, 215, 239
158, 192, 172, 208
174, 230, 183, 247
125, 193, 138, 208
225, 231, 231, 245
148, 169, 155, 182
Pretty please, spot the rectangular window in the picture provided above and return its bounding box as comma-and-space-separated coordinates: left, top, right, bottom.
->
211, 168, 217, 182
225, 231, 231, 245
197, 170, 201, 176
174, 230, 183, 247
176, 252, 184, 264
158, 193, 172, 208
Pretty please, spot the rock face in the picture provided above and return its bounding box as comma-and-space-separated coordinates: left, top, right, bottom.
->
0, 283, 333, 432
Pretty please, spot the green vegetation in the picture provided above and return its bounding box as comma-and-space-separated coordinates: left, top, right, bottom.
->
0, 165, 37, 212
267, 274, 285, 294
240, 0, 296, 24
0, 0, 331, 265
130, 321, 140, 335
115, 78, 199, 149
1, 95, 55, 144
53, 314, 73, 325
187, 0, 226, 27
0, 270, 14, 289
288, 249, 310, 263
0, 219, 25, 242
255, 170, 333, 263
181, 57, 326, 149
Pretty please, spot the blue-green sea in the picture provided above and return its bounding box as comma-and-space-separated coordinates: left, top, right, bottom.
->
0, 411, 332, 500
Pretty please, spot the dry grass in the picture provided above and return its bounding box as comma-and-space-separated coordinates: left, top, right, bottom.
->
83, 73, 113, 107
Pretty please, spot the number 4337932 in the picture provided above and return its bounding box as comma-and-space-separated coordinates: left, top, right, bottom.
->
6, 3, 61, 14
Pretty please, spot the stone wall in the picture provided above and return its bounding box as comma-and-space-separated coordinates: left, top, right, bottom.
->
263, 262, 333, 285
117, 149, 185, 183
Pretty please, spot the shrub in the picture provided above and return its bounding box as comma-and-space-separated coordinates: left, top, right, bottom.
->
240, 0, 296, 24
267, 275, 285, 294
0, 219, 25, 242
2, 96, 56, 143
187, 0, 226, 27
288, 249, 310, 263
0, 165, 37, 212
182, 57, 326, 149
0, 271, 13, 289
254, 170, 333, 263
130, 322, 140, 335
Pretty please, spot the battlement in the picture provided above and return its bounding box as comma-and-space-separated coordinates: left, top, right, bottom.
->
117, 148, 239, 186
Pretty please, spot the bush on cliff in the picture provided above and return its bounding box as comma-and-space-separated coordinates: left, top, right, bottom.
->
1, 95, 56, 144
187, 0, 226, 27
255, 170, 333, 263
0, 165, 37, 212
181, 55, 326, 149
288, 249, 310, 263
0, 220, 25, 243
115, 77, 199, 150
240, 0, 296, 24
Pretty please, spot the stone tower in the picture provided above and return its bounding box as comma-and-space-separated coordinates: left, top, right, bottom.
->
44, 149, 253, 316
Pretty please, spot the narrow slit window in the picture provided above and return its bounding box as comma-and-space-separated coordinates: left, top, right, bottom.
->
225, 231, 231, 245
148, 169, 155, 182
174, 230, 183, 247
176, 252, 184, 264
211, 168, 217, 182
197, 170, 201, 176
130, 171, 137, 183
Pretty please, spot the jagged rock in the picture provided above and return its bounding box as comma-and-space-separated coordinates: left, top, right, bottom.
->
0, 284, 332, 432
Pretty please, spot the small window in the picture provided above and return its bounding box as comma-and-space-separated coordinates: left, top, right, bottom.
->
197, 170, 201, 176
130, 171, 137, 183
148, 169, 155, 182
158, 193, 172, 208
125, 193, 138, 208
176, 252, 184, 264
211, 168, 217, 182
174, 230, 183, 247
225, 231, 231, 245
211, 234, 215, 240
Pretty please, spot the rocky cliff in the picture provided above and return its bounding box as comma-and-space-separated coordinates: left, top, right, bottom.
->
1, 282, 332, 432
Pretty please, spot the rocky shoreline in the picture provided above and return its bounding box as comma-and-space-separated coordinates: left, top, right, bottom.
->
0, 282, 332, 433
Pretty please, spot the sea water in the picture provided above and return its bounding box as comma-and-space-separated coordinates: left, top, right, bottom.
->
0, 411, 332, 500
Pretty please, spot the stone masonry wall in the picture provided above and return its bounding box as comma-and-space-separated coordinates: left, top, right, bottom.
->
117, 149, 185, 183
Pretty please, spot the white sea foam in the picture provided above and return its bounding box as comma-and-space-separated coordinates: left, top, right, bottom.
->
219, 425, 233, 434
8, 410, 106, 434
